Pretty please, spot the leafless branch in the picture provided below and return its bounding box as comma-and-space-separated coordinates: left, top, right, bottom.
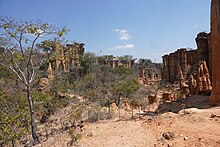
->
0, 63, 22, 81
8, 49, 28, 85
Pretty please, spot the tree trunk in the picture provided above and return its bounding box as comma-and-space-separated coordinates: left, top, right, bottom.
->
139, 106, 141, 118
11, 139, 15, 147
108, 105, 111, 113
118, 108, 120, 120
26, 85, 40, 144
131, 108, 134, 119
107, 97, 111, 114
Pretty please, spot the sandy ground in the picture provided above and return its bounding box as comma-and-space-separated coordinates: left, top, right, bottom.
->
35, 95, 220, 147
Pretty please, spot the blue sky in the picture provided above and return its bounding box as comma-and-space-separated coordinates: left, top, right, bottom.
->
0, 0, 210, 62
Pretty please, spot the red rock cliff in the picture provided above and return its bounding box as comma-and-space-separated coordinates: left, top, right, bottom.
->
210, 0, 220, 105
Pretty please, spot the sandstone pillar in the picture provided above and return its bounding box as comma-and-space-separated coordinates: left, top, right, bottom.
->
196, 32, 210, 67
210, 0, 220, 105
47, 63, 53, 80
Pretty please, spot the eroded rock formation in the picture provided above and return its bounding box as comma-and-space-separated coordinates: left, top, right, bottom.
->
49, 42, 85, 75
47, 63, 53, 80
162, 32, 211, 84
210, 0, 220, 105
38, 78, 50, 92
162, 48, 197, 83
106, 57, 136, 68
148, 95, 157, 104
142, 68, 159, 85
196, 61, 212, 94
178, 67, 189, 97
188, 75, 197, 95
196, 32, 211, 69
162, 93, 175, 101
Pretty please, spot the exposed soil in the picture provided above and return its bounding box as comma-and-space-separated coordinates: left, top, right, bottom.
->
34, 95, 220, 147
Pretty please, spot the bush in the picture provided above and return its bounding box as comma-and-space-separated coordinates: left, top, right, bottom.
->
88, 107, 99, 123
67, 127, 82, 146
0, 91, 29, 146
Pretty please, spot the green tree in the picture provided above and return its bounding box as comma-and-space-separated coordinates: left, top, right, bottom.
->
0, 17, 68, 144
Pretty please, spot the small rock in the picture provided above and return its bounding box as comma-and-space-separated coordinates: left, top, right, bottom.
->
184, 137, 188, 140
162, 132, 175, 140
87, 131, 93, 138
211, 114, 220, 118
179, 134, 183, 137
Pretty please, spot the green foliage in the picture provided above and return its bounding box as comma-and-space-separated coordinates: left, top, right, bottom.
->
98, 98, 110, 107
58, 27, 69, 37
45, 97, 69, 115
87, 106, 100, 123
87, 105, 113, 122
111, 76, 140, 98
110, 66, 133, 75
50, 75, 71, 94
67, 128, 82, 146
74, 73, 96, 100
32, 91, 52, 102
97, 55, 113, 64
118, 55, 133, 60
80, 52, 97, 75
0, 17, 70, 144
0, 91, 29, 146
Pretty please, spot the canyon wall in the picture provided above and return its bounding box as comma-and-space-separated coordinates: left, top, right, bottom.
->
162, 48, 197, 83
210, 0, 220, 105
162, 32, 211, 83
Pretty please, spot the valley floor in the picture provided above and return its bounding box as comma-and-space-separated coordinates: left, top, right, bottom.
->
36, 96, 220, 147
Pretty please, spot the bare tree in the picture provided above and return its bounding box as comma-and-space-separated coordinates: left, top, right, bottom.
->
0, 17, 68, 144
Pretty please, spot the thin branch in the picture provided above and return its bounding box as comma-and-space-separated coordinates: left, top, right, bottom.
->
29, 58, 35, 83
27, 30, 45, 66
0, 63, 22, 81
29, 57, 45, 83
18, 30, 26, 63
8, 50, 28, 85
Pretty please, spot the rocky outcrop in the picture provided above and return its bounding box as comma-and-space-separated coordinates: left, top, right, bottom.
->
138, 60, 162, 84
196, 61, 212, 94
38, 78, 50, 92
142, 68, 159, 85
162, 48, 197, 83
162, 31, 212, 84
148, 95, 157, 104
196, 32, 211, 69
106, 58, 136, 68
210, 0, 220, 105
65, 43, 85, 70
178, 67, 189, 97
162, 93, 175, 101
49, 42, 85, 75
47, 63, 53, 80
188, 75, 197, 95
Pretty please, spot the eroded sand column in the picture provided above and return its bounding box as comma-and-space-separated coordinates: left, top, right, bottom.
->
210, 0, 220, 105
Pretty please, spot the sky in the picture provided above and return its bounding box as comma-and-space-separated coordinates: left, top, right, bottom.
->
0, 0, 211, 62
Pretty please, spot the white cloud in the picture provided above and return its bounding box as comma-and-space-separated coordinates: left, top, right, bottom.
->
115, 29, 131, 40
115, 44, 135, 49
